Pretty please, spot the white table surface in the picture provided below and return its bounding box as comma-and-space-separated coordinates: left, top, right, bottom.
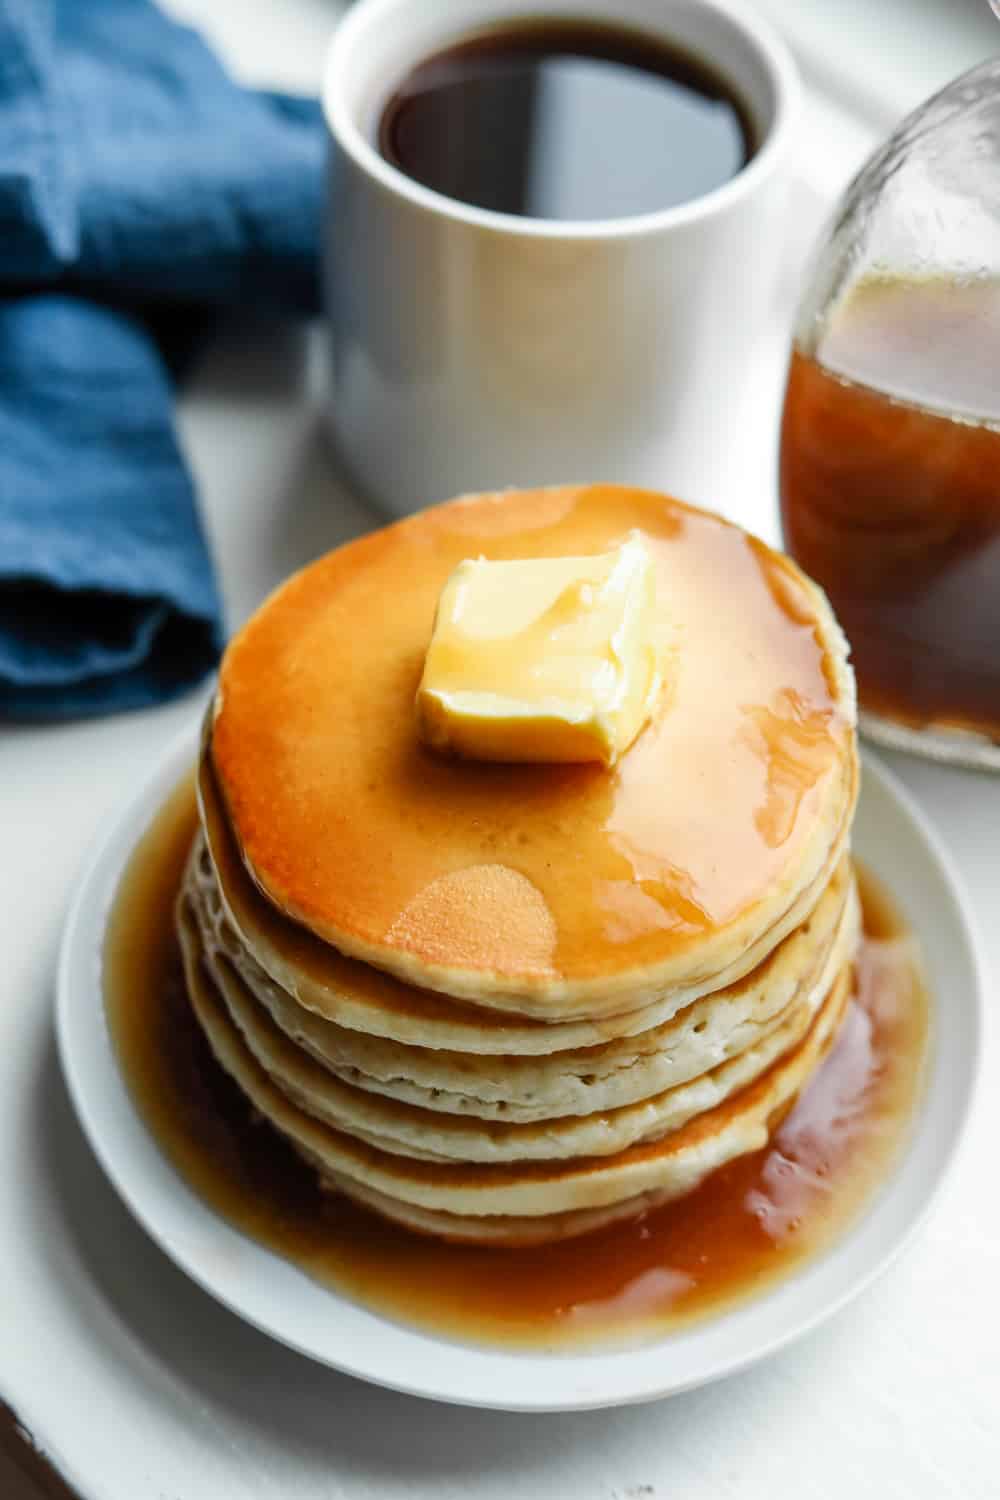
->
3, 3, 999, 1497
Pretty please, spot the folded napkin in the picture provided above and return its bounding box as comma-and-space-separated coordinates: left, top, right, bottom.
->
0, 0, 326, 718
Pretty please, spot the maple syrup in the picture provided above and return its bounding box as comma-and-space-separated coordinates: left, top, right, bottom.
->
211, 488, 850, 995
781, 277, 1000, 745
104, 779, 928, 1349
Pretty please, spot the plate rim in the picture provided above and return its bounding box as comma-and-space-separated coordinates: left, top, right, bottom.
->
56, 719, 985, 1411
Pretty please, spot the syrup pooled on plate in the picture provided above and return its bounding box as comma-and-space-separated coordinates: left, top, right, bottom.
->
104, 778, 928, 1349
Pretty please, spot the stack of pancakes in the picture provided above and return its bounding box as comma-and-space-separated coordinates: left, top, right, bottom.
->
177, 485, 859, 1246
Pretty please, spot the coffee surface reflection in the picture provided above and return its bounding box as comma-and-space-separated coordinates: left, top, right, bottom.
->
378, 20, 753, 221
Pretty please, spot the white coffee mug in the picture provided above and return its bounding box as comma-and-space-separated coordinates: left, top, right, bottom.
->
322, 0, 799, 517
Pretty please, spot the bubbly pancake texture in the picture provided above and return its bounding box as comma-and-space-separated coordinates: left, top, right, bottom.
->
177, 895, 853, 1239
198, 746, 856, 1053
211, 486, 857, 1014
194, 890, 857, 1163
187, 829, 856, 1121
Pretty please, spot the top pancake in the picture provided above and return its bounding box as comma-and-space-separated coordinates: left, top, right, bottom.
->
212, 485, 856, 1014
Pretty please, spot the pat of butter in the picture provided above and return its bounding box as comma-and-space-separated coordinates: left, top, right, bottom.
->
415, 533, 661, 766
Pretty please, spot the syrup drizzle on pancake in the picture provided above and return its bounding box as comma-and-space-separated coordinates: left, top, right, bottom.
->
211, 488, 854, 1001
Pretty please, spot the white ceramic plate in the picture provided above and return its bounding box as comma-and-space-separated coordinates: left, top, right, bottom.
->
57, 726, 983, 1412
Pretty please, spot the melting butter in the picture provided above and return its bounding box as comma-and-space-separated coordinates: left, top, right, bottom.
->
415, 533, 662, 766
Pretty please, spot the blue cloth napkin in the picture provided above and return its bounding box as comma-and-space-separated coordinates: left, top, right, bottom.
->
0, 0, 326, 718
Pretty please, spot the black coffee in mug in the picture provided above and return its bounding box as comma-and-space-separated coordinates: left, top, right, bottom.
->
377, 19, 754, 221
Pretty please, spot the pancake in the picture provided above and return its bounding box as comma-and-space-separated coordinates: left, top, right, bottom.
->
191, 880, 858, 1163
198, 744, 857, 1053
177, 895, 852, 1232
187, 832, 857, 1120
210, 485, 857, 1016
317, 1176, 703, 1248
